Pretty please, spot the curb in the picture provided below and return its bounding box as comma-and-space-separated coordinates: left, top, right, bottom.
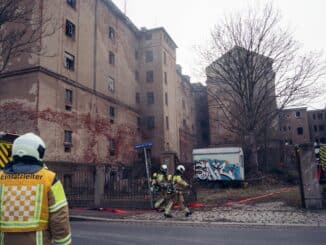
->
70, 215, 326, 228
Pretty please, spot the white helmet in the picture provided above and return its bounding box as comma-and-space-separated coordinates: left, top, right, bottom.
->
160, 164, 168, 173
12, 133, 46, 161
176, 165, 185, 174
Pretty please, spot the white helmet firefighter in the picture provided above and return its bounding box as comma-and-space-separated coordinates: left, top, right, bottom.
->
0, 132, 72, 244
12, 132, 46, 161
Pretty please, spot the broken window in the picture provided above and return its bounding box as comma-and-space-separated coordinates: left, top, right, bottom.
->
108, 76, 115, 92
297, 127, 303, 135
64, 130, 72, 152
109, 51, 115, 65
64, 52, 75, 70
65, 89, 73, 111
109, 139, 116, 156
109, 26, 115, 41
67, 0, 76, 9
65, 19, 75, 39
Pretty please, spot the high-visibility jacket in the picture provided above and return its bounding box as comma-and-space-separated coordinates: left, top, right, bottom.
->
173, 175, 189, 192
0, 167, 71, 245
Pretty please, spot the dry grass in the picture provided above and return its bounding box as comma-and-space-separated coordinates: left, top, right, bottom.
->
196, 183, 301, 208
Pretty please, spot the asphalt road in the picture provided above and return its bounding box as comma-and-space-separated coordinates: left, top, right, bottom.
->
72, 221, 326, 245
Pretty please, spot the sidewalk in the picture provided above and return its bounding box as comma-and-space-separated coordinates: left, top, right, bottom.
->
70, 201, 326, 227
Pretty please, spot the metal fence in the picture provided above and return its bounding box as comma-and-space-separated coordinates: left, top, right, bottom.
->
46, 161, 197, 208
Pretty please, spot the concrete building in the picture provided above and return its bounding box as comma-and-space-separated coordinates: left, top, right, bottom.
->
279, 107, 311, 145
176, 65, 196, 163
308, 109, 326, 144
206, 46, 277, 146
0, 0, 195, 168
192, 83, 210, 148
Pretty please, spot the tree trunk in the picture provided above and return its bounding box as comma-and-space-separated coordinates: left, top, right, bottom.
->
247, 132, 261, 177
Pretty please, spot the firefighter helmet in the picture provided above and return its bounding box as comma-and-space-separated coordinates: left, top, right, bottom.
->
160, 164, 168, 173
176, 165, 186, 174
12, 133, 46, 161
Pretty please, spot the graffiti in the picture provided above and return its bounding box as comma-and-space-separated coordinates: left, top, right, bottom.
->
194, 159, 241, 181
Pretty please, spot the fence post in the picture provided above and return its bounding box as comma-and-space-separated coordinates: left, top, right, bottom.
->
94, 165, 105, 207
296, 144, 322, 209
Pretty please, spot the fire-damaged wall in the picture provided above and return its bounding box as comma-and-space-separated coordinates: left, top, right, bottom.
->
0, 71, 141, 166
0, 74, 39, 134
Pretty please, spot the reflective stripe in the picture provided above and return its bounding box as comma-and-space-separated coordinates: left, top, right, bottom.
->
49, 200, 68, 213
54, 233, 71, 245
49, 181, 67, 213
0, 185, 3, 221
0, 219, 47, 229
36, 230, 43, 245
34, 184, 44, 221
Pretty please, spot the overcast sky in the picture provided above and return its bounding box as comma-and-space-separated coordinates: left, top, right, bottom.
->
112, 0, 326, 109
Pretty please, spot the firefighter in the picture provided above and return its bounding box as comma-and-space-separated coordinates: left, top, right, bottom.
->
151, 164, 169, 211
164, 165, 192, 218
0, 133, 71, 245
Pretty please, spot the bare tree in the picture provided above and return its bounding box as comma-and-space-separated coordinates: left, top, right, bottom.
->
201, 4, 326, 176
0, 0, 56, 74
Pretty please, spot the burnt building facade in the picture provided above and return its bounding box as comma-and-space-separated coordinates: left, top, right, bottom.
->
0, 0, 196, 167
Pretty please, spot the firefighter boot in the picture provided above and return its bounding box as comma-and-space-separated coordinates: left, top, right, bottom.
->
164, 213, 173, 218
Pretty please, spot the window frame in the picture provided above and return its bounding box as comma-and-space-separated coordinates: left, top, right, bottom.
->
147, 92, 154, 105
109, 26, 116, 41
66, 0, 76, 9
297, 127, 304, 135
65, 19, 76, 39
108, 76, 115, 92
109, 51, 115, 65
145, 50, 153, 63
146, 71, 154, 82
64, 51, 75, 71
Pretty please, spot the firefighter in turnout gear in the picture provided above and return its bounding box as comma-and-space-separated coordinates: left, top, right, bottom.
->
164, 165, 192, 218
151, 164, 170, 211
0, 133, 71, 245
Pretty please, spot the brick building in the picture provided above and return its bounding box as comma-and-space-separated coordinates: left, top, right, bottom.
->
278, 107, 311, 145
0, 0, 196, 168
308, 109, 326, 144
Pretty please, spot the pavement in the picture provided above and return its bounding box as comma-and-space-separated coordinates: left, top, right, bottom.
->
70, 201, 326, 227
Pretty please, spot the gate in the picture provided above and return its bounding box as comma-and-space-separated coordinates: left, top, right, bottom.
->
46, 162, 95, 207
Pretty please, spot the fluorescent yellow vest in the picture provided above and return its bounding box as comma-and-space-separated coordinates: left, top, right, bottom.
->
0, 168, 55, 232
